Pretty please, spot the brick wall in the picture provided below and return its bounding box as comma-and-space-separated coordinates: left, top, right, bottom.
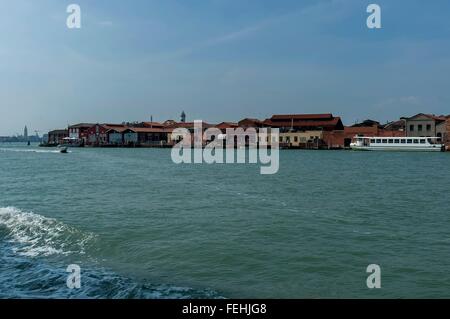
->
445, 119, 450, 151
322, 126, 405, 148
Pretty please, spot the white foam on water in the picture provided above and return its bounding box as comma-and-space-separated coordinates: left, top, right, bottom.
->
0, 207, 93, 257
0, 207, 224, 299
0, 148, 68, 154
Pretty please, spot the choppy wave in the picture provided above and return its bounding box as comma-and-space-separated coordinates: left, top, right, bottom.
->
0, 207, 223, 299
0, 245, 223, 299
0, 207, 94, 257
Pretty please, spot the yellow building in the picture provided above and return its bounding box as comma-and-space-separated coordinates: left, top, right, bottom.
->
256, 130, 323, 148
279, 131, 323, 147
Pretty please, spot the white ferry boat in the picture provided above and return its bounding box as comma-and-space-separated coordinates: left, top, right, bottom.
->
350, 136, 444, 152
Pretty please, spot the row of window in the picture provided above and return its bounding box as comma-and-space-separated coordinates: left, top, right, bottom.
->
370, 138, 431, 144
248, 136, 320, 143
280, 136, 318, 143
409, 124, 432, 132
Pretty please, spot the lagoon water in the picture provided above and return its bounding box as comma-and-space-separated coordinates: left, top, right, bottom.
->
1, 143, 450, 298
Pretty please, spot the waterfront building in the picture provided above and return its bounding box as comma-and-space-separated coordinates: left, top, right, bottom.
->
165, 121, 214, 145
436, 116, 450, 150
404, 113, 446, 137
262, 114, 344, 149
86, 124, 127, 146
322, 119, 406, 149
86, 124, 108, 146
45, 112, 447, 150
276, 131, 323, 148
436, 116, 450, 139
263, 114, 344, 131
47, 129, 68, 145
68, 123, 95, 144
123, 128, 138, 144
446, 119, 450, 151
121, 127, 169, 146
106, 127, 127, 145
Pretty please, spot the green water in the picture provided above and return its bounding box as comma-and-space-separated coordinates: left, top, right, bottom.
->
1, 143, 450, 298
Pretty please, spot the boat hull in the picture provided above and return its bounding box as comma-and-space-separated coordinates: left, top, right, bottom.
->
351, 146, 443, 152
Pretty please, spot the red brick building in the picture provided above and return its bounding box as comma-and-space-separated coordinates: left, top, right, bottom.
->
68, 123, 95, 144
263, 114, 344, 132
47, 129, 68, 145
122, 127, 169, 146
163, 121, 214, 145
86, 124, 128, 146
437, 117, 450, 150
323, 119, 406, 149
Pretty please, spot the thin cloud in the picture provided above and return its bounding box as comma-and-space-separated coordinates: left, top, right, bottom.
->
98, 20, 113, 27
163, 21, 270, 60
160, 0, 351, 60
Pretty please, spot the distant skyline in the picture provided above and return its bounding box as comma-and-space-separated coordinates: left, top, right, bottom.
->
1, 0, 450, 135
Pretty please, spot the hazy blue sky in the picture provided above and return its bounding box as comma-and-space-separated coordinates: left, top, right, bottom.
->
1, 0, 449, 135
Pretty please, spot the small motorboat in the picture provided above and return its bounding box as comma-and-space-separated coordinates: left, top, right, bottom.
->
59, 147, 68, 153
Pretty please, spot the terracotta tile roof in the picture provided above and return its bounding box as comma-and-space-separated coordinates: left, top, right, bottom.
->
142, 122, 164, 128
106, 127, 128, 133
263, 117, 344, 130
164, 122, 213, 129
103, 123, 126, 127
124, 127, 167, 133
407, 113, 447, 122
350, 119, 380, 128
215, 122, 239, 129
69, 123, 95, 129
240, 118, 261, 122
270, 114, 333, 121
344, 126, 378, 134
382, 120, 405, 130
424, 114, 446, 121
48, 129, 68, 135
238, 118, 263, 127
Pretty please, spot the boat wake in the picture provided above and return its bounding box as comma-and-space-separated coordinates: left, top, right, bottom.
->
0, 207, 94, 257
0, 148, 66, 154
0, 207, 223, 299
0, 248, 223, 298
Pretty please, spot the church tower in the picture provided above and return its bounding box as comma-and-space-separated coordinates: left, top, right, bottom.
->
24, 126, 28, 138
180, 111, 186, 123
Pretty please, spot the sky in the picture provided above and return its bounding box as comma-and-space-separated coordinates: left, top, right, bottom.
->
0, 0, 450, 135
